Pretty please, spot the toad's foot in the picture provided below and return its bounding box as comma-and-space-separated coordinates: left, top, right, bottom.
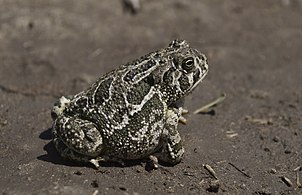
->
146, 155, 159, 171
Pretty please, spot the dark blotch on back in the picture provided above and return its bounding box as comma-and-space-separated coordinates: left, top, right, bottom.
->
123, 59, 156, 82
64, 96, 88, 116
126, 76, 153, 105
75, 96, 88, 108
116, 93, 164, 158
94, 77, 113, 105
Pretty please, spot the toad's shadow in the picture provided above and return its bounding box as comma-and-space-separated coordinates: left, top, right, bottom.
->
37, 128, 145, 168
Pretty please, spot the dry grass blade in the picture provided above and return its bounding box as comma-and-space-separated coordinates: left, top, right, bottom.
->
281, 176, 293, 187
294, 166, 302, 188
92, 190, 99, 195
194, 93, 226, 114
228, 162, 251, 178
203, 164, 218, 180
296, 171, 302, 188
294, 166, 301, 172
179, 116, 187, 125
245, 116, 273, 125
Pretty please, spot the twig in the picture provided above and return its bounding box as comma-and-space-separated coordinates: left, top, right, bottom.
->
193, 93, 226, 114
294, 166, 301, 172
203, 164, 218, 180
245, 116, 273, 125
228, 162, 251, 178
281, 176, 293, 187
296, 171, 302, 188
92, 190, 99, 195
179, 116, 187, 124
294, 166, 302, 188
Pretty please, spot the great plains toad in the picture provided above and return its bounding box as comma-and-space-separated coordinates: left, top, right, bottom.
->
51, 40, 208, 168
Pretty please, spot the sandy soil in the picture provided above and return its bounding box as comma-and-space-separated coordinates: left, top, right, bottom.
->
1, 0, 302, 194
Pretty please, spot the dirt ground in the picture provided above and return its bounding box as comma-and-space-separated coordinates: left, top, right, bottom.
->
1, 0, 302, 194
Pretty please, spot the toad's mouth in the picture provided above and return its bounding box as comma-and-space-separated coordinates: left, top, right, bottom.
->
168, 66, 208, 109
191, 65, 208, 92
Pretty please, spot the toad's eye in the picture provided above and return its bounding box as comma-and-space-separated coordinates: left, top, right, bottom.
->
181, 57, 195, 72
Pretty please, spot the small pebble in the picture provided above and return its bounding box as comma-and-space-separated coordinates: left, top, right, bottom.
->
119, 186, 127, 191
123, 0, 141, 14
270, 168, 277, 174
284, 150, 292, 154
91, 180, 99, 188
207, 180, 220, 193
272, 136, 280, 142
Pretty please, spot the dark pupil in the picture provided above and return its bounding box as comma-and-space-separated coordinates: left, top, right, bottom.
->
186, 60, 193, 66
182, 58, 194, 71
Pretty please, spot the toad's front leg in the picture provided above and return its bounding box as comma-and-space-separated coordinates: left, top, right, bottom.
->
153, 108, 185, 165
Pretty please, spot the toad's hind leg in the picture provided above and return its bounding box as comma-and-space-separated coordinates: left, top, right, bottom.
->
52, 116, 104, 167
154, 109, 184, 165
